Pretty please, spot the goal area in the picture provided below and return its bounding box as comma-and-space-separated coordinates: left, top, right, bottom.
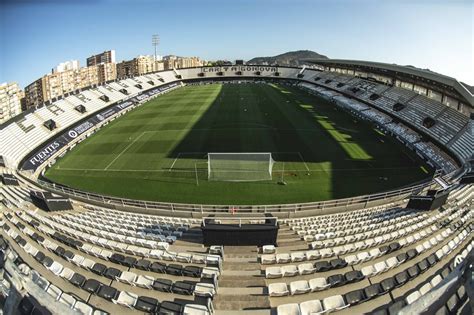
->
208, 153, 275, 182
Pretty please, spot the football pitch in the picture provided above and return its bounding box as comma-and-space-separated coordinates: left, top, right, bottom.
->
44, 83, 433, 204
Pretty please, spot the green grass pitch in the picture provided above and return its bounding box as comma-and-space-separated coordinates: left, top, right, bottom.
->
44, 83, 433, 205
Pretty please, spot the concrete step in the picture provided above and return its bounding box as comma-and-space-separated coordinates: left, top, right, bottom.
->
214, 293, 271, 310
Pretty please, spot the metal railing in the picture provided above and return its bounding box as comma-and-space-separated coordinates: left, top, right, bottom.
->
36, 176, 436, 215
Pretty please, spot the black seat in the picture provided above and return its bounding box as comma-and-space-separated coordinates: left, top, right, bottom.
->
122, 256, 137, 267
166, 264, 183, 276
417, 259, 429, 273
396, 252, 408, 264
407, 265, 420, 279
364, 283, 383, 299
388, 300, 406, 314
379, 245, 390, 255
135, 296, 159, 313
69, 273, 86, 287
81, 278, 102, 294
183, 266, 202, 277
158, 301, 183, 314
150, 261, 167, 273
62, 250, 74, 260
97, 285, 118, 301
314, 261, 331, 272
32, 306, 52, 315
426, 254, 438, 267
380, 277, 396, 293
34, 251, 45, 263
344, 270, 364, 283
17, 238, 27, 247
329, 258, 347, 269
389, 242, 400, 253
153, 278, 173, 292
406, 249, 417, 260
344, 289, 367, 305
327, 274, 345, 287
91, 263, 107, 275
171, 281, 194, 295
104, 267, 122, 280
42, 256, 54, 268
441, 267, 450, 278
19, 296, 35, 315
110, 253, 125, 264
135, 259, 151, 270
53, 246, 65, 257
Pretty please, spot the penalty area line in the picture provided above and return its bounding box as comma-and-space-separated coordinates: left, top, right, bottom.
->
168, 153, 181, 171
298, 152, 311, 173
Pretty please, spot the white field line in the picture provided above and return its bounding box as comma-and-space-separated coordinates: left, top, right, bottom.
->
297, 152, 310, 172
168, 153, 181, 171
56, 165, 423, 173
104, 132, 147, 170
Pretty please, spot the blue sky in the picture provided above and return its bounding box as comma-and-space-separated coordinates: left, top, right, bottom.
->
1, 0, 472, 88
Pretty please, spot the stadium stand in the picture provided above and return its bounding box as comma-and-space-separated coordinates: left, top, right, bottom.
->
0, 64, 472, 314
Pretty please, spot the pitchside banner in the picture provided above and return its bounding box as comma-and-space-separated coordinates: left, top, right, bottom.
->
21, 82, 179, 171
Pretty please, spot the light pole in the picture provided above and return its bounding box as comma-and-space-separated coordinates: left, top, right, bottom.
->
152, 34, 159, 61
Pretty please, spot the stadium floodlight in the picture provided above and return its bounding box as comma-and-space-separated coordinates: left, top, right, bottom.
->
208, 153, 275, 182
152, 34, 160, 61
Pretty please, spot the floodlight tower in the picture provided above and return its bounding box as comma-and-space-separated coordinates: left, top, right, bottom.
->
152, 34, 160, 61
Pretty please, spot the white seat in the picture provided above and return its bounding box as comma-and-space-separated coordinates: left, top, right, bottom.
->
309, 277, 329, 291
176, 253, 192, 263
374, 261, 388, 275
323, 295, 348, 312
81, 258, 96, 270
290, 280, 311, 295
59, 267, 74, 280
59, 293, 76, 308
298, 263, 315, 275
361, 265, 376, 277
134, 275, 154, 289
194, 283, 215, 297
46, 285, 62, 300
357, 251, 370, 263
281, 265, 299, 277
266, 267, 283, 279
277, 303, 301, 315
119, 271, 138, 284
73, 301, 93, 315
305, 250, 320, 260
345, 254, 359, 265
48, 261, 64, 276
299, 300, 324, 315
419, 283, 432, 295
406, 291, 421, 304
261, 254, 276, 265
277, 253, 291, 264
112, 291, 138, 308
291, 252, 306, 262
430, 275, 443, 287
320, 248, 333, 258
71, 255, 85, 266
262, 245, 276, 254
268, 282, 289, 297
385, 257, 399, 269
183, 304, 210, 315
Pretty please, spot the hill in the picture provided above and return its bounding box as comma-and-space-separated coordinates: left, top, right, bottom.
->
247, 50, 328, 66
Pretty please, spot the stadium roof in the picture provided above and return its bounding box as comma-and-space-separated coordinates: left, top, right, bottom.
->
305, 59, 474, 108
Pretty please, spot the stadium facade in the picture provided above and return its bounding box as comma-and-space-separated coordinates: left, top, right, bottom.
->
0, 60, 473, 314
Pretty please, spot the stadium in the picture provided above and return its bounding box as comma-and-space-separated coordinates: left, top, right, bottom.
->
0, 60, 473, 315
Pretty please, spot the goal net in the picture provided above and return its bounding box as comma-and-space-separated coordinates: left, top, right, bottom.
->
208, 153, 275, 182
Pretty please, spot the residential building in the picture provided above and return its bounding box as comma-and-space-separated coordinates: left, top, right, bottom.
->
116, 55, 162, 78
52, 60, 80, 73
0, 82, 23, 123
87, 50, 116, 66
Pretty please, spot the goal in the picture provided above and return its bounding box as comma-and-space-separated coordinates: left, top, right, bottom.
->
208, 153, 275, 182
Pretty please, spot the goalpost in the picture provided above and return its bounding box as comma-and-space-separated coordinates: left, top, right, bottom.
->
208, 153, 275, 182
